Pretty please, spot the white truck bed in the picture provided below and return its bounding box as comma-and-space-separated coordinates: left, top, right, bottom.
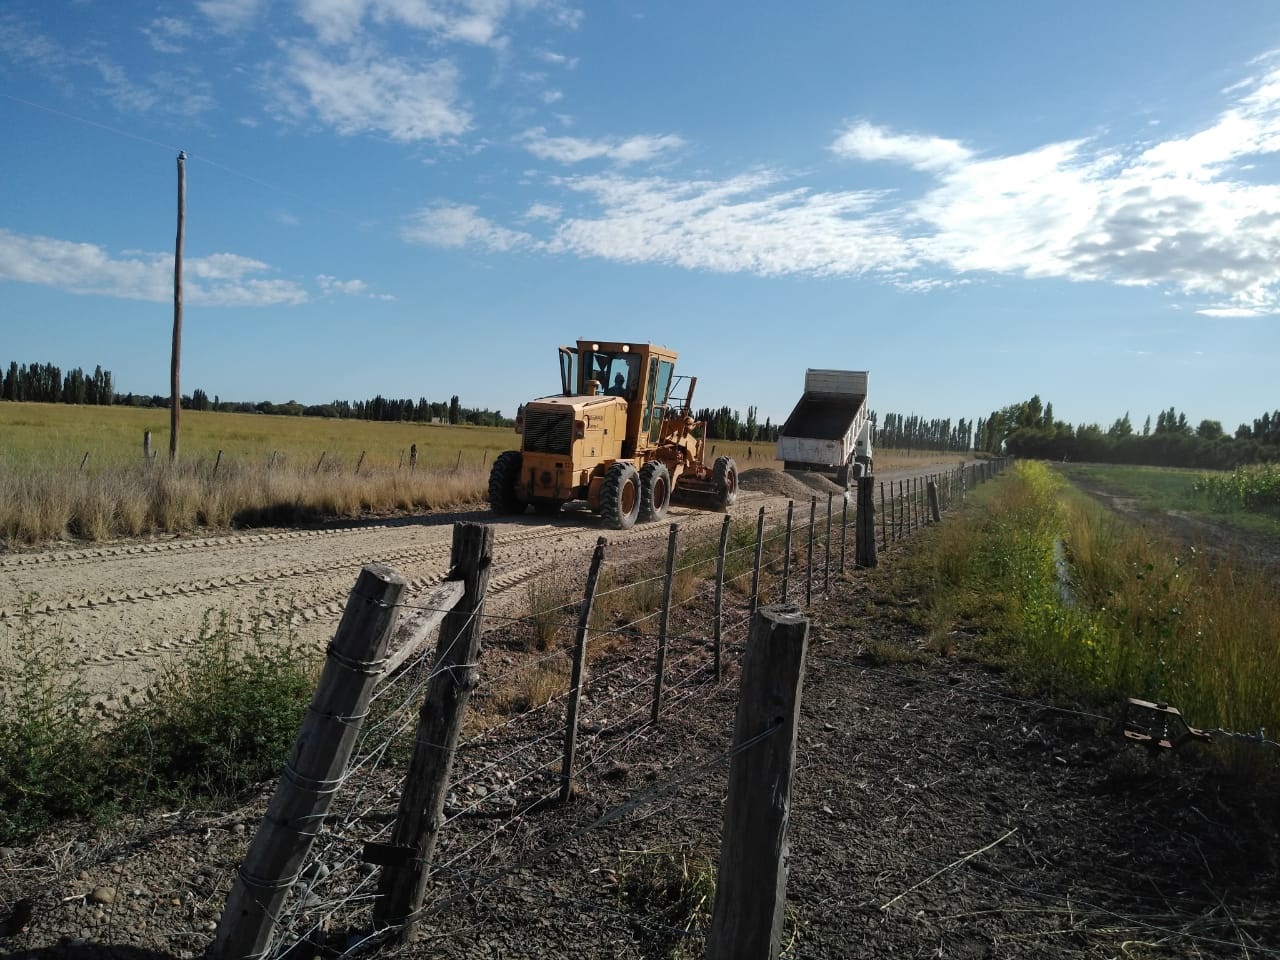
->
776, 369, 872, 480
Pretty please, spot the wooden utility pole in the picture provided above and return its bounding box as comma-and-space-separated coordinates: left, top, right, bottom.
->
170, 150, 185, 464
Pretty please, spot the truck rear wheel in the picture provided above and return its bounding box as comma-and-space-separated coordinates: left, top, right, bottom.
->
488, 450, 526, 515
600, 462, 641, 530
712, 456, 738, 509
639, 461, 671, 522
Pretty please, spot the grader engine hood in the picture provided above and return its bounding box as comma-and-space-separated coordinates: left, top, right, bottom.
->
518, 395, 626, 500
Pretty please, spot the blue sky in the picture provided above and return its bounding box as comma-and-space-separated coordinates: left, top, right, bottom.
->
2, 1, 1279, 435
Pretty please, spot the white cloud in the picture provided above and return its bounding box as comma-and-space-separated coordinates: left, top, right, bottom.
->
831, 120, 974, 171
142, 17, 194, 54
434, 63, 1280, 317
0, 230, 307, 307
275, 44, 470, 142
401, 204, 532, 250
316, 273, 369, 295
520, 128, 685, 165
296, 0, 550, 47
197, 0, 266, 33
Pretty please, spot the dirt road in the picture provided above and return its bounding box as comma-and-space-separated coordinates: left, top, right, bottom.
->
0, 460, 965, 708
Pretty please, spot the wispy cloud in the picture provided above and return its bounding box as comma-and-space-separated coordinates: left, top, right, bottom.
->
402, 204, 533, 250
0, 230, 308, 307
197, 0, 266, 34
272, 44, 470, 142
520, 127, 685, 165
316, 272, 393, 299
142, 17, 194, 54
295, 0, 547, 47
436, 63, 1280, 316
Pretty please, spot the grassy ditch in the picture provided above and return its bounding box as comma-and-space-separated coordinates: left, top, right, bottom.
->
0, 609, 319, 845
914, 460, 1278, 776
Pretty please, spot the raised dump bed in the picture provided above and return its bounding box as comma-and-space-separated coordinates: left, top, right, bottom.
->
776, 369, 873, 485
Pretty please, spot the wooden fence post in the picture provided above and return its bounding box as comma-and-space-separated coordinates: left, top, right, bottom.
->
212, 449, 222, 479
855, 475, 877, 568
839, 491, 849, 575
314, 451, 326, 474
928, 478, 940, 523
355, 450, 366, 476
409, 443, 418, 472
372, 522, 493, 942
705, 604, 809, 960
824, 492, 832, 595
781, 501, 794, 604
79, 451, 90, 472
879, 482, 886, 549
714, 515, 730, 683
212, 564, 407, 960
143, 430, 152, 463
651, 524, 680, 724
561, 536, 607, 802
749, 506, 765, 615
805, 497, 815, 607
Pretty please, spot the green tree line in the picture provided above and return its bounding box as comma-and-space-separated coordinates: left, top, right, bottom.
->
2, 360, 510, 428
977, 395, 1280, 469
1, 361, 114, 405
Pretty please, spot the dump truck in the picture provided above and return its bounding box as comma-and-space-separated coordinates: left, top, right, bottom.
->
488, 340, 738, 529
776, 369, 873, 486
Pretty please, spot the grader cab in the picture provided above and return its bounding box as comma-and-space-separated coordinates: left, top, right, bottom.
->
488, 340, 738, 529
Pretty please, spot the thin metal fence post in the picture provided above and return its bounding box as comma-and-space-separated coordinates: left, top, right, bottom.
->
781, 501, 794, 603
824, 492, 832, 595
840, 491, 849, 575
560, 536, 607, 802
651, 523, 679, 724
750, 506, 765, 614
805, 497, 816, 607
714, 514, 730, 683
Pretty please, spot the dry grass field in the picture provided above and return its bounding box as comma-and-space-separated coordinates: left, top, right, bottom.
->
0, 402, 971, 546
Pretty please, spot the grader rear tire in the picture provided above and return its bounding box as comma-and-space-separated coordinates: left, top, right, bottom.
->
600, 462, 641, 530
488, 450, 526, 515
712, 456, 738, 510
639, 461, 671, 522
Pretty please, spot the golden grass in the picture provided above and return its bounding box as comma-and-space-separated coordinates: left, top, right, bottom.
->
0, 403, 513, 544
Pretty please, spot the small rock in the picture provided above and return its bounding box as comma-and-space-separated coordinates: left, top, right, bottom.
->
91, 886, 115, 905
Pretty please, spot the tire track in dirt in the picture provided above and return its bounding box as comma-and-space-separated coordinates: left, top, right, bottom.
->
0, 460, 969, 710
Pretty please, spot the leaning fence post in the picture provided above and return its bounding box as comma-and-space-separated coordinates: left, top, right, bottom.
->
561, 536, 607, 802
212, 564, 407, 960
212, 449, 222, 479
705, 604, 809, 960
750, 506, 765, 614
355, 450, 366, 476
651, 523, 679, 725
714, 514, 730, 683
79, 451, 90, 472
372, 522, 493, 942
781, 501, 794, 603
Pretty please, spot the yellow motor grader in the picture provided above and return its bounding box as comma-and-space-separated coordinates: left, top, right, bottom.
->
488, 340, 738, 529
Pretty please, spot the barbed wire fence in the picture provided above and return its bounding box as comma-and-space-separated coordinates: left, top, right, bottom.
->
204, 456, 1275, 959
